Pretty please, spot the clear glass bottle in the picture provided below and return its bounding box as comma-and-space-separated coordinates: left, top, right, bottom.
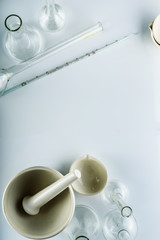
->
64, 205, 99, 240
102, 180, 138, 240
103, 208, 138, 240
101, 180, 132, 217
4, 14, 42, 61
39, 0, 65, 32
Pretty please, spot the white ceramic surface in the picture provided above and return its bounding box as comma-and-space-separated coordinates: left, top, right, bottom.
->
70, 155, 108, 195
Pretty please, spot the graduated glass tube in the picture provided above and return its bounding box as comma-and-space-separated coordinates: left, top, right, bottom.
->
39, 0, 65, 31
1, 33, 138, 96
0, 22, 103, 96
103, 208, 138, 240
4, 14, 42, 61
101, 180, 132, 217
64, 205, 99, 240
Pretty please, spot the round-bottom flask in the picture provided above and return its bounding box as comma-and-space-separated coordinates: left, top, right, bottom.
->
101, 180, 132, 217
64, 205, 99, 240
4, 14, 42, 61
101, 180, 128, 205
103, 208, 138, 240
39, 0, 65, 32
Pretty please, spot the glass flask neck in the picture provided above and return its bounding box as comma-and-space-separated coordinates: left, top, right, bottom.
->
46, 0, 56, 14
121, 206, 132, 218
46, 0, 55, 7
5, 14, 22, 32
112, 193, 132, 218
75, 236, 89, 240
118, 229, 131, 240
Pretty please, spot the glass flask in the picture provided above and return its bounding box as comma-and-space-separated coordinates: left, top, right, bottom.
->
102, 180, 138, 240
101, 180, 132, 217
64, 205, 99, 240
103, 208, 138, 240
39, 0, 65, 32
4, 14, 42, 61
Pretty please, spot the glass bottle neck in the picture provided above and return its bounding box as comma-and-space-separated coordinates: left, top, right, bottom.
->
46, 0, 55, 7
46, 0, 56, 14
118, 230, 131, 240
75, 236, 89, 240
112, 193, 132, 218
5, 14, 22, 32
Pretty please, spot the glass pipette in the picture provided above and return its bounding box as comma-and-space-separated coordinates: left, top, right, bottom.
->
0, 22, 103, 96
2, 32, 139, 96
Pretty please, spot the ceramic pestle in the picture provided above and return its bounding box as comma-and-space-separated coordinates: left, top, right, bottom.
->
22, 169, 81, 215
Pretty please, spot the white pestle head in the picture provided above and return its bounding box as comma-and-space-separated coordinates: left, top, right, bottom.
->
22, 196, 40, 215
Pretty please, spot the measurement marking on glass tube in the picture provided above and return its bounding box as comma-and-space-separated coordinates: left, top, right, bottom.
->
3, 32, 138, 96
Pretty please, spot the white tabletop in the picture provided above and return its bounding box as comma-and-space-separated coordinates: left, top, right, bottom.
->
0, 0, 160, 239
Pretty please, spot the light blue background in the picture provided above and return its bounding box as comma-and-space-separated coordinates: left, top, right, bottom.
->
0, 0, 160, 239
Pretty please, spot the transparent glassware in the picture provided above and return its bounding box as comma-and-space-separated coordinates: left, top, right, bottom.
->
101, 180, 132, 217
103, 208, 138, 240
64, 205, 99, 240
0, 22, 103, 96
4, 14, 42, 61
102, 180, 138, 240
39, 0, 65, 32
